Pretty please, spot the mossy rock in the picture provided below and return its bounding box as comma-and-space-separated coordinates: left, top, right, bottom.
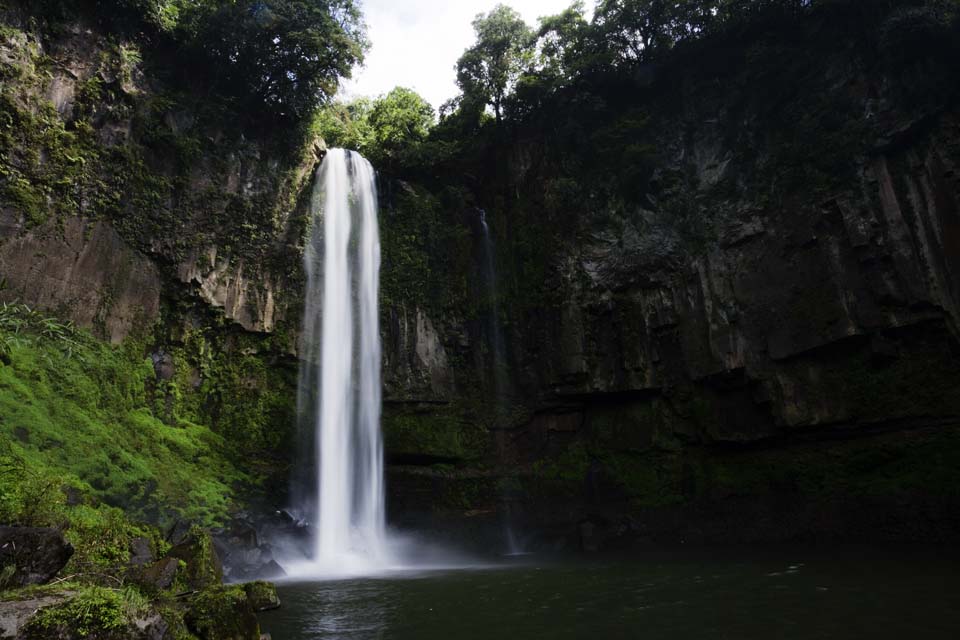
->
184, 586, 260, 640
166, 526, 223, 590
242, 581, 280, 612
130, 557, 181, 593
19, 587, 144, 639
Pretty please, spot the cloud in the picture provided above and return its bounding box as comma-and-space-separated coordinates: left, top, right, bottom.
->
342, 0, 587, 110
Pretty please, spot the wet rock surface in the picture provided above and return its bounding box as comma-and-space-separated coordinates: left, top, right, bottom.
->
0, 528, 73, 588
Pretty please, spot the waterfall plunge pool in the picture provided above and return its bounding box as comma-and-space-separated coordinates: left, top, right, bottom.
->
261, 546, 960, 639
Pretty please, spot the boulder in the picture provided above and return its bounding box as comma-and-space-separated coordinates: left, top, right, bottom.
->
0, 527, 74, 587
214, 518, 288, 583
128, 537, 155, 568
0, 594, 72, 639
242, 582, 280, 612
135, 557, 181, 591
184, 586, 260, 640
166, 528, 222, 590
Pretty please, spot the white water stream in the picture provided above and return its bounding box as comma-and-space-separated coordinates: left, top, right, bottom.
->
293, 149, 387, 574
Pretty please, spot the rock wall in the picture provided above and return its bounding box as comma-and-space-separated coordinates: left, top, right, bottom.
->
376, 6, 960, 546
3, 3, 959, 544
0, 214, 160, 343
0, 17, 317, 342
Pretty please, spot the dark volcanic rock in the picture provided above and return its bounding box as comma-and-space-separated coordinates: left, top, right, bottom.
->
135, 557, 181, 591
128, 537, 155, 568
242, 581, 281, 612
0, 527, 73, 587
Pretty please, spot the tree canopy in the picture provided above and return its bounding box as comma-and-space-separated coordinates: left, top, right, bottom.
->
455, 5, 533, 123
181, 0, 367, 123
31, 0, 368, 126
313, 87, 435, 168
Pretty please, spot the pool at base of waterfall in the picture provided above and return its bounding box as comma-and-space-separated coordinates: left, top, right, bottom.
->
260, 546, 960, 639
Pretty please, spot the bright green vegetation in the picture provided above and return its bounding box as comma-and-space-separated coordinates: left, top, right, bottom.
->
0, 304, 244, 529
314, 86, 437, 171
151, 325, 297, 465
184, 584, 260, 640
20, 586, 149, 639
0, 305, 267, 633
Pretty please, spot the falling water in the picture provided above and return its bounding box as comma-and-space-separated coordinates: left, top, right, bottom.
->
479, 209, 506, 400
295, 148, 387, 573
479, 210, 525, 556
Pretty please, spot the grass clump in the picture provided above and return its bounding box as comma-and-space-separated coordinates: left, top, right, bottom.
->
20, 586, 147, 639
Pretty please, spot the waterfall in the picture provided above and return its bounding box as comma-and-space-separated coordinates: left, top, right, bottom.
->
295, 148, 387, 572
479, 210, 525, 556
479, 209, 506, 400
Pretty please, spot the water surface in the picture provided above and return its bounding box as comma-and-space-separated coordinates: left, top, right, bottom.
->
262, 547, 959, 639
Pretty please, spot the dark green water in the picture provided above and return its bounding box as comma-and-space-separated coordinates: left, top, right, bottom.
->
261, 548, 960, 639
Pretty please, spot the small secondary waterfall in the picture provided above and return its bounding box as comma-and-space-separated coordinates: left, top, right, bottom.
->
479, 210, 524, 556
479, 209, 506, 400
296, 148, 387, 571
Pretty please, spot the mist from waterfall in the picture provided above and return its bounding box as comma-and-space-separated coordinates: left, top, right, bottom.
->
291, 148, 387, 574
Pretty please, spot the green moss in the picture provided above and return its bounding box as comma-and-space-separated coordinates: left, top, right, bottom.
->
604, 451, 686, 507
435, 474, 499, 512
383, 405, 489, 461
242, 581, 280, 611
151, 326, 296, 468
815, 340, 960, 422
531, 442, 591, 496
692, 426, 960, 502
0, 304, 245, 527
168, 526, 223, 590
184, 585, 260, 640
21, 586, 147, 639
380, 183, 471, 315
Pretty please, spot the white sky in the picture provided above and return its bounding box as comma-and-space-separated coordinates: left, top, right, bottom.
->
342, 0, 589, 110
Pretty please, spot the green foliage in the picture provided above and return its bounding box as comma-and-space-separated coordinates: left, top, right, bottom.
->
0, 445, 69, 528
366, 88, 435, 166
313, 87, 435, 169
379, 183, 471, 314
27, 0, 367, 126
456, 5, 533, 122
312, 99, 375, 153
184, 585, 260, 640
21, 586, 145, 639
151, 327, 296, 465
0, 304, 245, 527
179, 0, 368, 124
384, 409, 488, 462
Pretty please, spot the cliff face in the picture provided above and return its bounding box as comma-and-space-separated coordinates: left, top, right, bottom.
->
2, 4, 959, 544
0, 13, 314, 482
0, 22, 315, 340
378, 6, 960, 546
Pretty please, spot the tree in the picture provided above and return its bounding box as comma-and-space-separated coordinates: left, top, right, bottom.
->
312, 87, 434, 167
592, 0, 697, 63
455, 5, 533, 124
183, 0, 368, 123
312, 98, 375, 152
367, 87, 435, 161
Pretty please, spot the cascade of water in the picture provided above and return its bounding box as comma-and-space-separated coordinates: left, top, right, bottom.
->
479, 210, 525, 556
295, 148, 387, 572
479, 209, 506, 399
